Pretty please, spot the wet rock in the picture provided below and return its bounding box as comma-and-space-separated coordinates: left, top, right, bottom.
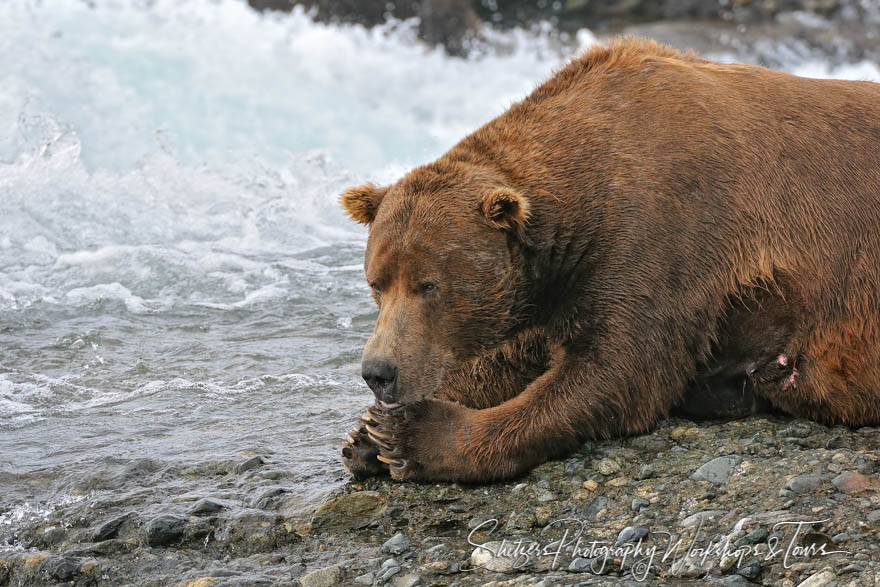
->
190, 498, 228, 515
38, 556, 81, 582
40, 526, 66, 546
249, 486, 289, 509
692, 456, 741, 485
831, 470, 877, 494
300, 565, 343, 587
310, 491, 387, 532
716, 576, 752, 587
144, 514, 186, 547
234, 455, 264, 474
381, 532, 411, 555
91, 512, 134, 542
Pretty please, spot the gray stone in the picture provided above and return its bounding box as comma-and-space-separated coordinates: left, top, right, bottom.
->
310, 491, 387, 531
377, 564, 401, 583
840, 564, 865, 574
38, 556, 81, 582
234, 455, 264, 474
716, 576, 752, 587
300, 565, 344, 587
832, 532, 849, 543
636, 463, 655, 479
471, 541, 523, 573
92, 512, 134, 542
190, 498, 227, 515
616, 525, 649, 545
597, 458, 621, 476
782, 473, 828, 495
796, 569, 836, 587
143, 514, 186, 547
353, 573, 374, 585
691, 456, 741, 485
867, 509, 880, 523
381, 532, 411, 555
735, 559, 762, 580
680, 510, 727, 528
631, 497, 650, 511
392, 573, 422, 587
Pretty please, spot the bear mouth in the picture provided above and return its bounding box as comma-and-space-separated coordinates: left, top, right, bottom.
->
376, 399, 401, 410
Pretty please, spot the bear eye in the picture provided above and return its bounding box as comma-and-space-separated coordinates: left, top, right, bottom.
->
369, 282, 381, 295
418, 282, 437, 295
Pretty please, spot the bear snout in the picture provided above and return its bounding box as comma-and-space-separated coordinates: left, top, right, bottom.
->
361, 358, 400, 408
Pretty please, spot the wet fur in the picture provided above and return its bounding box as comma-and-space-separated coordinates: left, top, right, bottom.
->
341, 38, 880, 482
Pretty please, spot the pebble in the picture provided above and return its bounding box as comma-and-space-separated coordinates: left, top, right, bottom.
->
381, 533, 411, 555
376, 564, 401, 583
736, 559, 762, 580
839, 564, 864, 574
680, 510, 727, 528
597, 458, 620, 476
234, 455, 264, 474
190, 498, 227, 515
471, 541, 521, 573
392, 573, 422, 587
300, 565, 343, 587
310, 491, 387, 531
781, 473, 828, 495
796, 569, 836, 587
91, 512, 133, 542
616, 525, 649, 545
866, 509, 880, 523
636, 464, 655, 479
38, 556, 81, 582
631, 497, 650, 511
832, 470, 876, 494
582, 479, 598, 491
691, 456, 741, 485
143, 514, 186, 547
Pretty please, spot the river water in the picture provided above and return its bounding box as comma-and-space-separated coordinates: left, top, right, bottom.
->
0, 0, 878, 538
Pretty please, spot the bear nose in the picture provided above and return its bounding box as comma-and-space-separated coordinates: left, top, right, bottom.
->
361, 359, 399, 406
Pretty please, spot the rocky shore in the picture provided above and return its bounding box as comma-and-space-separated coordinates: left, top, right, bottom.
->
2, 416, 878, 586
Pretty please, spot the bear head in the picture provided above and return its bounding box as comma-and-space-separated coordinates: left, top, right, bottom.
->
341, 161, 532, 407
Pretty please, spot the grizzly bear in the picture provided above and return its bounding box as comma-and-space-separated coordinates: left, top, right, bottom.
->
339, 38, 880, 483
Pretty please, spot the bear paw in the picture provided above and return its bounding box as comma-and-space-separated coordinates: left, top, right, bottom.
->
364, 404, 420, 481
341, 411, 389, 480
749, 353, 799, 390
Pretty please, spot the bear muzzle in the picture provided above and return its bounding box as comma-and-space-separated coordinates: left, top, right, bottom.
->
361, 358, 401, 408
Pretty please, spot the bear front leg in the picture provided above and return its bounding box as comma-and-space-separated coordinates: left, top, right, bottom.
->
367, 359, 662, 483
341, 409, 389, 479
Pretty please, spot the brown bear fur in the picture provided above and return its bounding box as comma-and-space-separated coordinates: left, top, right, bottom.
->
339, 38, 880, 483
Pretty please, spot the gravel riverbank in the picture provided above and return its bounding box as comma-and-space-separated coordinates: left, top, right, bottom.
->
2, 416, 878, 585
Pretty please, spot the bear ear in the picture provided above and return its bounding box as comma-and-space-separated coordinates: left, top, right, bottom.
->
480, 187, 530, 231
340, 183, 389, 225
